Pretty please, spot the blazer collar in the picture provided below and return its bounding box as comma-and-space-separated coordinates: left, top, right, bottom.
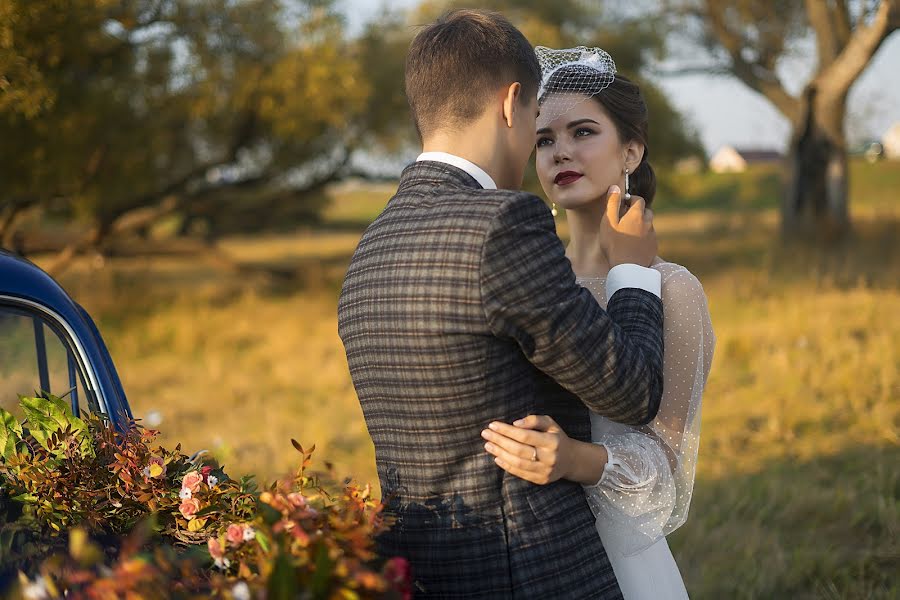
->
397, 161, 485, 193
416, 152, 497, 189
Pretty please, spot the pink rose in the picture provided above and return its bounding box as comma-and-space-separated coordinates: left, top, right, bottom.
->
179, 497, 201, 520
383, 557, 413, 600
287, 492, 307, 509
182, 471, 203, 493
226, 523, 245, 547
289, 524, 310, 546
207, 537, 224, 560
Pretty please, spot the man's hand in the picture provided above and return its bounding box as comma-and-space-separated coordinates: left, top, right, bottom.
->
600, 185, 657, 267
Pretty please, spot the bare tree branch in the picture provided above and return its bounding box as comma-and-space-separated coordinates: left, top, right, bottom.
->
0, 199, 36, 249
703, 0, 802, 125
650, 63, 733, 77
41, 147, 355, 277
806, 0, 842, 66
43, 223, 104, 277
890, 0, 900, 27
834, 0, 853, 47
817, 0, 899, 101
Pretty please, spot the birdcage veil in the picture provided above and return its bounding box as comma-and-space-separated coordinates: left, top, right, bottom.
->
536, 46, 617, 126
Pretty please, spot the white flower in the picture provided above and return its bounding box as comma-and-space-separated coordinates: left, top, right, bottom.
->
214, 556, 231, 570
179, 487, 192, 500
232, 581, 251, 600
145, 410, 163, 427
22, 576, 49, 600
207, 475, 219, 488
242, 525, 256, 542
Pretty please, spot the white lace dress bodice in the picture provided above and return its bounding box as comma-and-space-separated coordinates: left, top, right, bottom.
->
576, 262, 715, 599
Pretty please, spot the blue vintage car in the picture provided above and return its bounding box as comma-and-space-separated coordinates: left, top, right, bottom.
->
0, 250, 133, 429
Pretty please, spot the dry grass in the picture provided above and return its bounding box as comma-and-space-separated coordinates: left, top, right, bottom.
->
31, 160, 900, 598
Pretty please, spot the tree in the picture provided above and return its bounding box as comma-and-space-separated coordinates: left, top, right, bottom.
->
665, 0, 900, 238
0, 0, 371, 273
0, 0, 705, 274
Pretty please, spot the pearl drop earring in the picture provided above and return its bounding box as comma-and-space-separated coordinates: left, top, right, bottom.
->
551, 202, 558, 217
624, 168, 631, 201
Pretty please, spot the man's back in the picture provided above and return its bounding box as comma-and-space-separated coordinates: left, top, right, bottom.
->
339, 162, 626, 598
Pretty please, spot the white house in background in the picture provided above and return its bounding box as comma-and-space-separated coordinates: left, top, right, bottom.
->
709, 146, 784, 173
709, 146, 746, 172
882, 122, 900, 159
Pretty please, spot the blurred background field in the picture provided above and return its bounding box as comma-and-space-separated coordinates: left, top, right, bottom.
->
4, 0, 900, 597
26, 159, 898, 598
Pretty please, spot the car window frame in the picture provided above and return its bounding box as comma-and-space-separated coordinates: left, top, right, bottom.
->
0, 295, 110, 418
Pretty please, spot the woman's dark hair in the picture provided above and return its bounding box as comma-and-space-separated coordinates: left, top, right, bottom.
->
540, 67, 656, 205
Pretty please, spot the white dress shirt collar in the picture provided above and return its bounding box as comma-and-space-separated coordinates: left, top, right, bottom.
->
416, 152, 497, 190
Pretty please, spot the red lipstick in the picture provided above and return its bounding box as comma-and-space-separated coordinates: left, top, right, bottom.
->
554, 171, 583, 186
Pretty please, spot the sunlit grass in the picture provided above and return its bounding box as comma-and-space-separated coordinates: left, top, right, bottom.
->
34, 159, 900, 598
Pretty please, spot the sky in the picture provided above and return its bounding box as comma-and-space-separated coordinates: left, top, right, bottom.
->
341, 0, 900, 156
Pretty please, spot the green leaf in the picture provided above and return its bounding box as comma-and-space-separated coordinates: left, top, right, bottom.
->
310, 543, 334, 597
266, 550, 297, 600
44, 394, 71, 417
18, 395, 93, 458
0, 408, 23, 461
255, 530, 270, 553
21, 394, 69, 426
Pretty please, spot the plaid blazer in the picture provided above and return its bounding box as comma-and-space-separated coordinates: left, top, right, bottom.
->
338, 162, 664, 599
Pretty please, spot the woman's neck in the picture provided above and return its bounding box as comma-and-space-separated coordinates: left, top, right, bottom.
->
565, 203, 611, 278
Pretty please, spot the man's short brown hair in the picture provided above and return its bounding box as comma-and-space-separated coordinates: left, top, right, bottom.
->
405, 9, 540, 140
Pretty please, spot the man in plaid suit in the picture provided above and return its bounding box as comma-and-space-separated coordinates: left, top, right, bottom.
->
338, 9, 664, 599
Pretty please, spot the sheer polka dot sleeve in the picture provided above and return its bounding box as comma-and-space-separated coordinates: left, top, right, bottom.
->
578, 263, 715, 556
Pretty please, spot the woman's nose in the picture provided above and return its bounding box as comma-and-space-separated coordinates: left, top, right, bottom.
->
553, 140, 571, 163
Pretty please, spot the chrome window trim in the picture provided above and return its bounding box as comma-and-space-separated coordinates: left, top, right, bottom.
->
0, 295, 110, 417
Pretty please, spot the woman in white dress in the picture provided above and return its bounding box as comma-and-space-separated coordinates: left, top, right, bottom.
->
480, 47, 716, 599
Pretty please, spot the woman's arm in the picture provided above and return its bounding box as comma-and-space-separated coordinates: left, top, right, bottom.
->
485, 265, 715, 553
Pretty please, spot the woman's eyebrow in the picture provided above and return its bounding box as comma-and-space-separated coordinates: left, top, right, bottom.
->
536, 118, 600, 136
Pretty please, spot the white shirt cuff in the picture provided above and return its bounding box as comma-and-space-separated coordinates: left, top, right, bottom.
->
584, 444, 616, 489
605, 264, 661, 301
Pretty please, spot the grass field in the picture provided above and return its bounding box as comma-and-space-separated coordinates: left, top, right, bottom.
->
34, 159, 900, 598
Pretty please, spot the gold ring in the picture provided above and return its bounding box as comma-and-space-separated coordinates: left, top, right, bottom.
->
531, 447, 538, 462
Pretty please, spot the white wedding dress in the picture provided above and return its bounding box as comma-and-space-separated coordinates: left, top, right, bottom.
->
576, 262, 715, 600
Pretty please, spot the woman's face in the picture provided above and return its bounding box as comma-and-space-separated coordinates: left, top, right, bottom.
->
535, 93, 630, 211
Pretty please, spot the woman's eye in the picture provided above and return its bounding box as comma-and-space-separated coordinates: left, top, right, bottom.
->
536, 137, 553, 148
574, 128, 595, 137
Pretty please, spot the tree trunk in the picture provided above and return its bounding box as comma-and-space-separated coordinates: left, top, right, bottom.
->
783, 86, 850, 240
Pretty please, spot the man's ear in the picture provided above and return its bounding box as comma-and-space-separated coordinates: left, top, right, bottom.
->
502, 82, 522, 128
624, 140, 645, 172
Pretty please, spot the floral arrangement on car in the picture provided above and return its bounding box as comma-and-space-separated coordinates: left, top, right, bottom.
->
0, 394, 411, 599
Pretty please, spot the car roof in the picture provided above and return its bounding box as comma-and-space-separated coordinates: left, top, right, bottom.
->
0, 250, 80, 314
